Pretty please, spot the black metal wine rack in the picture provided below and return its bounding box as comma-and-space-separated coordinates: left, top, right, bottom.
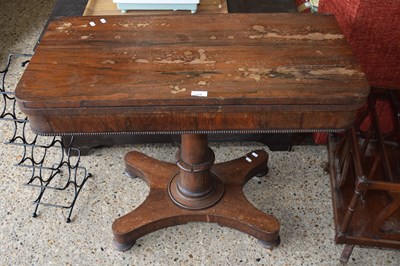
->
0, 53, 92, 222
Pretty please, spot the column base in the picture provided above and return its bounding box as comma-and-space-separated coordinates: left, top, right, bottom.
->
168, 171, 224, 210
112, 149, 280, 250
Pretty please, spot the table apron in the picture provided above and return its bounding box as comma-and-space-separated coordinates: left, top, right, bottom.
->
26, 109, 357, 136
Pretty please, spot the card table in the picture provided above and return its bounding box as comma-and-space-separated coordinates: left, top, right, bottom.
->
16, 14, 369, 250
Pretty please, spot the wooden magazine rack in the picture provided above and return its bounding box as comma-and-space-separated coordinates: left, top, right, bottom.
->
328, 91, 400, 262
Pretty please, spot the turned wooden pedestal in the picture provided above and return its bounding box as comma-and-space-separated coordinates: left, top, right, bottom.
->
112, 134, 280, 250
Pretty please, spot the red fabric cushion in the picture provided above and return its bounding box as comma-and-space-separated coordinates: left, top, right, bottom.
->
318, 0, 400, 89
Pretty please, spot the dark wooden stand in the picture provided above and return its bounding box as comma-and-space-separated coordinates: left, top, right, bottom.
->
328, 92, 400, 263
112, 134, 280, 251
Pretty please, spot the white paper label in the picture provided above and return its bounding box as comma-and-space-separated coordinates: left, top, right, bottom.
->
89, 21, 96, 26
100, 18, 107, 24
245, 157, 252, 162
251, 152, 258, 157
191, 91, 208, 97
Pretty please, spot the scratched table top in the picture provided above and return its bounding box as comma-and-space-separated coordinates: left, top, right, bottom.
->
16, 14, 369, 135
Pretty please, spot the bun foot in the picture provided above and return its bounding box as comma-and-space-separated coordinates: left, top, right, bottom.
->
258, 235, 280, 250
255, 164, 269, 177
124, 168, 138, 179
113, 239, 136, 252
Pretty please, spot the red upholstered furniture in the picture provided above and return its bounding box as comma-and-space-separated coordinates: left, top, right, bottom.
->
318, 0, 400, 89
315, 0, 400, 143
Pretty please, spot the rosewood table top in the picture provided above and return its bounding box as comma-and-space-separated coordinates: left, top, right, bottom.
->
16, 13, 369, 135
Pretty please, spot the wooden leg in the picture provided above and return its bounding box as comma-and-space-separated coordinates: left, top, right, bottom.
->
112, 134, 280, 250
340, 244, 355, 263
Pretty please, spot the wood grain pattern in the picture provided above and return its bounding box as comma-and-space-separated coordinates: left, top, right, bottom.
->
16, 14, 369, 135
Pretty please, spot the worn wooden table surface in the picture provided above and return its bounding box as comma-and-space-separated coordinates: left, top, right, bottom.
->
16, 14, 369, 251
17, 14, 369, 135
